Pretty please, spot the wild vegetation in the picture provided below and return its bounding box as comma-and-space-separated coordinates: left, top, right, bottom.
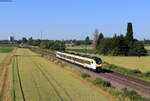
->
103, 63, 150, 82
78, 71, 150, 101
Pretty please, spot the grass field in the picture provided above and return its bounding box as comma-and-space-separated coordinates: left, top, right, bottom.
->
100, 55, 150, 72
0, 44, 18, 47
0, 47, 14, 53
13, 48, 111, 101
0, 47, 14, 61
0, 53, 8, 62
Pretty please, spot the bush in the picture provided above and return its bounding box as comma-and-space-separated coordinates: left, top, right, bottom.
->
122, 88, 149, 101
92, 78, 111, 87
81, 73, 90, 78
108, 64, 117, 69
144, 72, 150, 77
130, 69, 141, 74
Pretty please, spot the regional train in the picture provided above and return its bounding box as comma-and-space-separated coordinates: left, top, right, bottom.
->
56, 51, 103, 72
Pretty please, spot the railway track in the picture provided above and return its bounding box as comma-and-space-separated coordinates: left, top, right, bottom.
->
29, 47, 150, 98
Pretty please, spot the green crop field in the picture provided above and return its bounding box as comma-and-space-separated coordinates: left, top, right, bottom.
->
12, 48, 110, 101
0, 44, 18, 47
99, 55, 150, 72
0, 47, 14, 61
0, 47, 14, 53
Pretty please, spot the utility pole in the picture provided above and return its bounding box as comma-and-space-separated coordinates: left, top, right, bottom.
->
40, 31, 43, 40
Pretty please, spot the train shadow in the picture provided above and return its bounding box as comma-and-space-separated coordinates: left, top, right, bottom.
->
100, 69, 113, 73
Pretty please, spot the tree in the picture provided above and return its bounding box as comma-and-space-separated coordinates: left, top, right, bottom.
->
28, 37, 33, 45
22, 37, 27, 44
96, 32, 104, 49
85, 36, 91, 45
31, 39, 41, 46
126, 22, 134, 41
93, 29, 100, 50
97, 38, 113, 55
95, 22, 147, 56
40, 40, 65, 50
128, 41, 147, 56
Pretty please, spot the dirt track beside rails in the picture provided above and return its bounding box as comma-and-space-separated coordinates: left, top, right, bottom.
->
30, 47, 150, 98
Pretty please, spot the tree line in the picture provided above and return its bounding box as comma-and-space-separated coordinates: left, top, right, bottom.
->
93, 22, 147, 56
19, 37, 65, 50
17, 22, 147, 56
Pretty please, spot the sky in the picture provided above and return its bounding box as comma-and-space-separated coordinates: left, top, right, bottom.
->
0, 0, 150, 40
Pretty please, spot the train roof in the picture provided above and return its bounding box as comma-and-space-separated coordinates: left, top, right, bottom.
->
58, 50, 101, 61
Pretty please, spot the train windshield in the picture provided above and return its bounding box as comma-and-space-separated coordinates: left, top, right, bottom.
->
94, 58, 102, 64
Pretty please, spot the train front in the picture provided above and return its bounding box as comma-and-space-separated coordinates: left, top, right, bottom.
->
93, 57, 103, 72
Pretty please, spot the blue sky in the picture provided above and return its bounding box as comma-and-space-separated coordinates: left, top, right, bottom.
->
0, 0, 150, 40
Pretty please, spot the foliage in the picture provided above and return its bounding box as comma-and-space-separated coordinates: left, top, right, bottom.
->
143, 39, 150, 45
89, 69, 150, 101
39, 40, 65, 50
126, 22, 134, 41
81, 73, 90, 78
103, 63, 150, 82
96, 22, 147, 56
144, 72, 150, 77
92, 78, 111, 87
96, 32, 104, 49
85, 36, 91, 45
122, 88, 149, 101
74, 39, 91, 46
97, 38, 114, 55
130, 69, 141, 74
67, 49, 96, 54
22, 37, 28, 44
128, 41, 147, 56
